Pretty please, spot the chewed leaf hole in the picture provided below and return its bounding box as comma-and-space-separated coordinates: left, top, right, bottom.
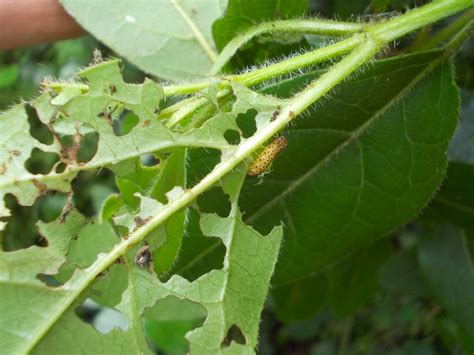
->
170, 208, 225, 282
77, 132, 99, 163
57, 134, 85, 163
2, 192, 67, 251
224, 129, 241, 145
26, 104, 53, 145
36, 273, 62, 287
72, 170, 116, 217
221, 324, 246, 347
25, 148, 60, 175
113, 109, 139, 136
236, 109, 257, 138
76, 299, 128, 334
197, 187, 231, 217
186, 147, 221, 187
55, 162, 67, 173
143, 296, 207, 354
140, 154, 160, 167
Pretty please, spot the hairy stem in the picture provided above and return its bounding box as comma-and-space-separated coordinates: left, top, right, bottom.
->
229, 35, 364, 87
369, 0, 473, 42
165, 1, 473, 96
212, 18, 365, 74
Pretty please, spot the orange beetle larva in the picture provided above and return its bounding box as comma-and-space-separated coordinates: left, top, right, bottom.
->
247, 135, 288, 177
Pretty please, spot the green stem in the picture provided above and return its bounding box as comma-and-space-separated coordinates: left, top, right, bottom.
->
160, 35, 363, 103
369, 0, 473, 42
163, 81, 212, 96
212, 18, 364, 74
230, 35, 364, 87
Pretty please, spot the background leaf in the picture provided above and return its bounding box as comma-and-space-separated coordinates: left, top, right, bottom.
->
212, 0, 307, 51
418, 224, 474, 338
449, 89, 474, 164
240, 51, 460, 320
421, 162, 474, 231
60, 0, 227, 80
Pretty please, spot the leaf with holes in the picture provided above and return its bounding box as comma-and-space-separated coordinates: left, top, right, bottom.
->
1, 60, 282, 230
0, 55, 287, 353
5, 168, 282, 354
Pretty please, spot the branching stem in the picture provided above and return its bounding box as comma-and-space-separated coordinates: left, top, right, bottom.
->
211, 18, 365, 74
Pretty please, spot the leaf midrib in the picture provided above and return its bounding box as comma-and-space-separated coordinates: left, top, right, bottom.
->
170, 0, 218, 62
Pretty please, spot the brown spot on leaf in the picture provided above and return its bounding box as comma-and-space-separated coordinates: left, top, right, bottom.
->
60, 133, 82, 163
31, 179, 48, 195
9, 149, 21, 161
134, 216, 151, 228
143, 120, 150, 127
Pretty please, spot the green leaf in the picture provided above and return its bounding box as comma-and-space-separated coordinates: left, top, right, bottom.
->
67, 220, 119, 268
0, 60, 243, 229
0, 55, 287, 352
114, 148, 188, 278
59, 0, 227, 80
332, 0, 371, 19
380, 248, 427, 297
418, 224, 474, 337
271, 274, 327, 322
33, 168, 282, 354
212, 0, 307, 51
272, 239, 392, 322
240, 51, 459, 319
422, 162, 474, 230
169, 207, 227, 281
0, 212, 87, 354
449, 89, 474, 164
143, 297, 207, 354
326, 240, 391, 318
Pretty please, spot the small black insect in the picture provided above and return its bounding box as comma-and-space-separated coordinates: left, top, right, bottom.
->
135, 245, 152, 269
109, 84, 117, 94
271, 109, 280, 121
